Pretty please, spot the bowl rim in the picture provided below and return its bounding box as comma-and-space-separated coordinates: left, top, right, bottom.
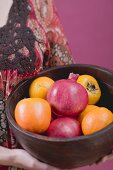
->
6, 64, 113, 142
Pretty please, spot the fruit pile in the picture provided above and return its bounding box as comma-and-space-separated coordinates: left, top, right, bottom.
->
14, 73, 113, 138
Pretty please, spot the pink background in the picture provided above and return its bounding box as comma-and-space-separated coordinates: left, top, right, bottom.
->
55, 0, 113, 70
54, 0, 113, 170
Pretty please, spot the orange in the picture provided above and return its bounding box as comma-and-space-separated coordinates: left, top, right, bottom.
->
29, 76, 54, 99
82, 107, 113, 135
78, 105, 99, 123
15, 98, 51, 133
77, 75, 101, 104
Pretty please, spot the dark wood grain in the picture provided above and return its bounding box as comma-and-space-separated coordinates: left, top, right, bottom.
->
6, 64, 113, 169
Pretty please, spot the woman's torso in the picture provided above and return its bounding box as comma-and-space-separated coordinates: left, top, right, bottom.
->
0, 0, 73, 169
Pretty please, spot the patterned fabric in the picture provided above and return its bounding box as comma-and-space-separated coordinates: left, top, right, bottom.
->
0, 0, 73, 169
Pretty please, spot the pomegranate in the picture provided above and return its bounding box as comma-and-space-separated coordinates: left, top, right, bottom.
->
47, 78, 88, 117
47, 117, 81, 138
68, 73, 79, 81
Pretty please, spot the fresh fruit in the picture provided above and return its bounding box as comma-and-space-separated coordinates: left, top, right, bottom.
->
47, 79, 88, 117
78, 105, 99, 123
68, 73, 79, 81
82, 107, 113, 135
15, 98, 51, 133
77, 75, 101, 104
29, 76, 54, 99
47, 117, 81, 138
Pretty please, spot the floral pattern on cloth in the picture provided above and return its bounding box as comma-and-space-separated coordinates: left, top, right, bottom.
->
0, 0, 73, 169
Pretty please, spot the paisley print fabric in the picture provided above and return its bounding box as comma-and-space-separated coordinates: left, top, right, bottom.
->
0, 0, 73, 169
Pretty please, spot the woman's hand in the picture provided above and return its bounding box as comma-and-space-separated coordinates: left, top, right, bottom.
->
0, 146, 59, 170
96, 150, 113, 165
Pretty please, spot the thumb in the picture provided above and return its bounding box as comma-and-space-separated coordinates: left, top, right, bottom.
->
12, 149, 59, 170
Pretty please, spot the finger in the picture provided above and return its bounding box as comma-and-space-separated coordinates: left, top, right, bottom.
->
101, 154, 113, 163
96, 154, 113, 166
13, 149, 59, 170
95, 151, 113, 165
32, 159, 59, 170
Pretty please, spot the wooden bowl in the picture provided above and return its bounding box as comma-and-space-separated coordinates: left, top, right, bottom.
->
6, 64, 113, 169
